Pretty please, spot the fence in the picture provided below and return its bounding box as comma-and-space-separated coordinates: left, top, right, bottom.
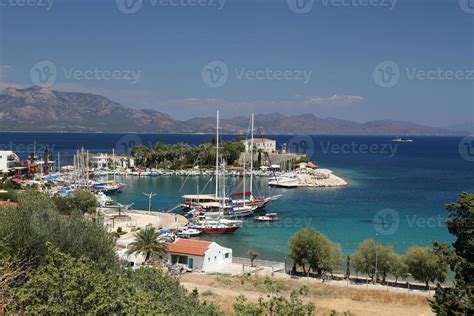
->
232, 257, 285, 272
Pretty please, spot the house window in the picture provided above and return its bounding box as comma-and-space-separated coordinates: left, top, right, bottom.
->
224, 253, 230, 259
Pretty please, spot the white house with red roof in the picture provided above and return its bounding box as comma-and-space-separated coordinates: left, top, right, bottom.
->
166, 239, 232, 272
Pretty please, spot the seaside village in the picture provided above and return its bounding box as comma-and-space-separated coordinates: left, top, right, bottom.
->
0, 133, 346, 276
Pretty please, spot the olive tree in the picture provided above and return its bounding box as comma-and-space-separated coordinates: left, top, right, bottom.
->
405, 246, 449, 289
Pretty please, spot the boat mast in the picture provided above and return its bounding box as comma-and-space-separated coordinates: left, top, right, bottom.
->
215, 110, 219, 199
112, 148, 115, 181
250, 113, 254, 198
243, 154, 246, 207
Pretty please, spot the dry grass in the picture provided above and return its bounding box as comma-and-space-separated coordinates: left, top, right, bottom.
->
181, 274, 433, 315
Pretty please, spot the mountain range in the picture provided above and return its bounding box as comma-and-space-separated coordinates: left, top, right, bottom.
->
0, 86, 465, 136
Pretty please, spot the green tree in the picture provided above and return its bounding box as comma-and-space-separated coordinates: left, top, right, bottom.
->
288, 228, 314, 275
10, 245, 219, 315
11, 244, 130, 314
66, 189, 98, 215
289, 228, 341, 276
390, 253, 409, 284
0, 190, 116, 269
431, 193, 474, 315
351, 240, 397, 283
405, 246, 449, 289
126, 226, 167, 263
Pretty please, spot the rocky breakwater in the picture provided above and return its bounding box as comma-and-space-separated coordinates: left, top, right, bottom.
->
296, 168, 347, 187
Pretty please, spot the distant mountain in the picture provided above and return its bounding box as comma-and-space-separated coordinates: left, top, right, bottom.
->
0, 86, 464, 136
184, 114, 460, 136
0, 86, 189, 132
445, 122, 474, 134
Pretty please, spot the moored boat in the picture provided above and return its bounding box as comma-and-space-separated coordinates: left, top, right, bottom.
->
255, 213, 279, 222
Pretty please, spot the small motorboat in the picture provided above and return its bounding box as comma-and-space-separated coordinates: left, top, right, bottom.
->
392, 136, 414, 143
176, 227, 202, 238
255, 213, 279, 222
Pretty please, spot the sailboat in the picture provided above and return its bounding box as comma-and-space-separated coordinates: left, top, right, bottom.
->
187, 111, 240, 234
230, 113, 280, 210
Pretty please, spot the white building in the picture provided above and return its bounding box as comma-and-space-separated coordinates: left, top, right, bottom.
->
166, 238, 232, 272
91, 154, 134, 170
242, 138, 276, 153
0, 151, 19, 173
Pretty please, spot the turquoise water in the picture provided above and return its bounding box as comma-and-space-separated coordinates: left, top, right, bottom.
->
1, 133, 472, 261
110, 137, 473, 261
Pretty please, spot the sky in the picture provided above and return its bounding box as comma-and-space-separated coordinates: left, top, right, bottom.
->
0, 0, 473, 127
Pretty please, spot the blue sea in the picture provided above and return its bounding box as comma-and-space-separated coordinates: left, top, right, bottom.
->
1, 132, 473, 261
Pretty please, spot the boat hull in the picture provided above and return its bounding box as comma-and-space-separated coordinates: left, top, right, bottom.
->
200, 226, 239, 234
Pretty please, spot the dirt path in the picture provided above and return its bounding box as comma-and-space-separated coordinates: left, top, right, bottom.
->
181, 274, 434, 315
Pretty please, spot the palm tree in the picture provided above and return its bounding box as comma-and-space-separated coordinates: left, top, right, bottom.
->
126, 227, 167, 263
248, 250, 258, 267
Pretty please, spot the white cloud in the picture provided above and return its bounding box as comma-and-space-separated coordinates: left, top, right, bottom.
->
304, 95, 364, 106
0, 65, 11, 80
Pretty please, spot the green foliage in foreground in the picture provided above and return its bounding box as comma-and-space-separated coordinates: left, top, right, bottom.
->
9, 244, 218, 315
288, 228, 342, 276
233, 279, 315, 316
0, 190, 218, 314
431, 192, 474, 315
0, 190, 116, 269
52, 188, 98, 215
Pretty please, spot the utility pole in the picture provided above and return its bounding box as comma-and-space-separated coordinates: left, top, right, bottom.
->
143, 192, 157, 214
374, 233, 379, 285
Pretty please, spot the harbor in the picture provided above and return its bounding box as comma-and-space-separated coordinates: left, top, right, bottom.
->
0, 132, 467, 260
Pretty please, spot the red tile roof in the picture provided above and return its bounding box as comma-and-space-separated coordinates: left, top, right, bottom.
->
0, 201, 17, 208
166, 239, 212, 256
